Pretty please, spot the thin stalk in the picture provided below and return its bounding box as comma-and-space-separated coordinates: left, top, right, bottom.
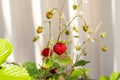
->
48, 21, 52, 57
74, 0, 83, 16
75, 23, 102, 63
57, 0, 67, 42
51, 8, 60, 12
57, 15, 87, 41
58, 12, 61, 41
69, 23, 102, 77
78, 0, 83, 7
44, 69, 49, 79
82, 67, 88, 80
46, 21, 52, 48
48, 21, 52, 41
61, 0, 66, 11
42, 21, 50, 26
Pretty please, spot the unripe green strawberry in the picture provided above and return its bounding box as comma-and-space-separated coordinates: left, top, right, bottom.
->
101, 46, 107, 52
73, 26, 77, 30
33, 36, 39, 42
75, 46, 81, 50
100, 33, 105, 38
83, 25, 89, 32
73, 5, 78, 10
65, 30, 70, 35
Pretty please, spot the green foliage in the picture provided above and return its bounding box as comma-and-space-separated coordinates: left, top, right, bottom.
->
70, 69, 83, 79
100, 72, 120, 80
70, 68, 90, 80
0, 39, 13, 65
52, 62, 64, 71
44, 58, 54, 68
100, 76, 109, 80
74, 60, 90, 67
73, 35, 79, 38
0, 39, 31, 80
52, 62, 60, 68
37, 69, 45, 79
54, 54, 72, 65
110, 72, 120, 80
0, 64, 31, 80
23, 62, 45, 79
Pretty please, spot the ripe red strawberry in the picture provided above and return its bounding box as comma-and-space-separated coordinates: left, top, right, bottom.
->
53, 43, 67, 55
41, 48, 53, 57
50, 68, 57, 74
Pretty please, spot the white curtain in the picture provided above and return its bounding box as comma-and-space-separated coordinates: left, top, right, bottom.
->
0, 0, 115, 79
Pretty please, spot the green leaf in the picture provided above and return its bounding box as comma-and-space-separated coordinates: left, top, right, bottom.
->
110, 72, 120, 80
70, 69, 83, 79
37, 69, 45, 78
45, 58, 54, 68
54, 54, 72, 65
74, 60, 90, 67
73, 36, 79, 38
0, 64, 31, 80
0, 39, 14, 65
23, 62, 40, 78
52, 62, 60, 68
82, 68, 90, 73
100, 76, 109, 80
52, 62, 65, 72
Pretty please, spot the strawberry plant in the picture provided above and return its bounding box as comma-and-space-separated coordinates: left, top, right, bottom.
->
25, 0, 107, 80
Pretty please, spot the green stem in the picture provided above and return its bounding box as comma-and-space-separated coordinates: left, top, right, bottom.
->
51, 8, 60, 12
78, 0, 83, 7
74, 0, 83, 15
48, 21, 52, 41
69, 23, 103, 78
61, 0, 66, 11
42, 21, 50, 26
57, 0, 66, 42
46, 21, 52, 48
44, 69, 49, 79
68, 40, 88, 77
48, 21, 53, 58
58, 12, 61, 42
57, 15, 87, 41
82, 67, 88, 80
65, 15, 86, 33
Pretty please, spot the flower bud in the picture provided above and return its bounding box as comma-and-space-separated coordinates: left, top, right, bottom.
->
73, 5, 78, 10
75, 46, 81, 51
65, 30, 70, 35
100, 33, 105, 38
83, 25, 89, 32
33, 36, 39, 42
101, 45, 108, 52
73, 26, 77, 30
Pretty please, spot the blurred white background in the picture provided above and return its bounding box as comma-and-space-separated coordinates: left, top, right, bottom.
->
0, 0, 119, 79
